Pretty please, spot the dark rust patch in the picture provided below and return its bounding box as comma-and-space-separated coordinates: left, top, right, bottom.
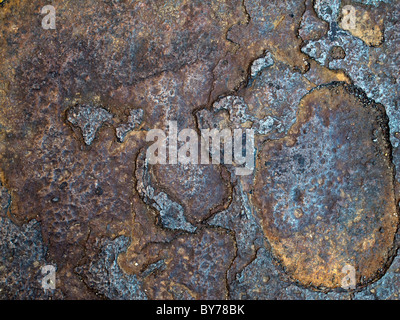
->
119, 227, 236, 299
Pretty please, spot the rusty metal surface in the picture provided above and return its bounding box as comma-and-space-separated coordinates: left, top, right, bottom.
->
0, 0, 400, 300
253, 83, 397, 290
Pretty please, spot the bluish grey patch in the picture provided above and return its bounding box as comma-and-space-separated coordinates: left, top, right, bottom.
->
76, 236, 147, 300
0, 217, 60, 299
67, 105, 113, 145
314, 0, 341, 24
250, 51, 274, 79
152, 192, 197, 233
352, 0, 391, 6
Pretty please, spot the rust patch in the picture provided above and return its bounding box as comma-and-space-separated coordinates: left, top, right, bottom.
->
253, 83, 398, 290
119, 227, 236, 299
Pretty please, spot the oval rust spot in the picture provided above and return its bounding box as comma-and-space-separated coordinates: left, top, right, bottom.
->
253, 83, 398, 289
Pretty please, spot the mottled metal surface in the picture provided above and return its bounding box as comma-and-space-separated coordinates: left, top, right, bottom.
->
253, 83, 397, 290
0, 0, 400, 300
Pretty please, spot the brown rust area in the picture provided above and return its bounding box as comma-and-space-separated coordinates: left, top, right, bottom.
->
298, 0, 329, 41
0, 0, 249, 297
253, 83, 398, 289
119, 227, 236, 299
144, 163, 232, 225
